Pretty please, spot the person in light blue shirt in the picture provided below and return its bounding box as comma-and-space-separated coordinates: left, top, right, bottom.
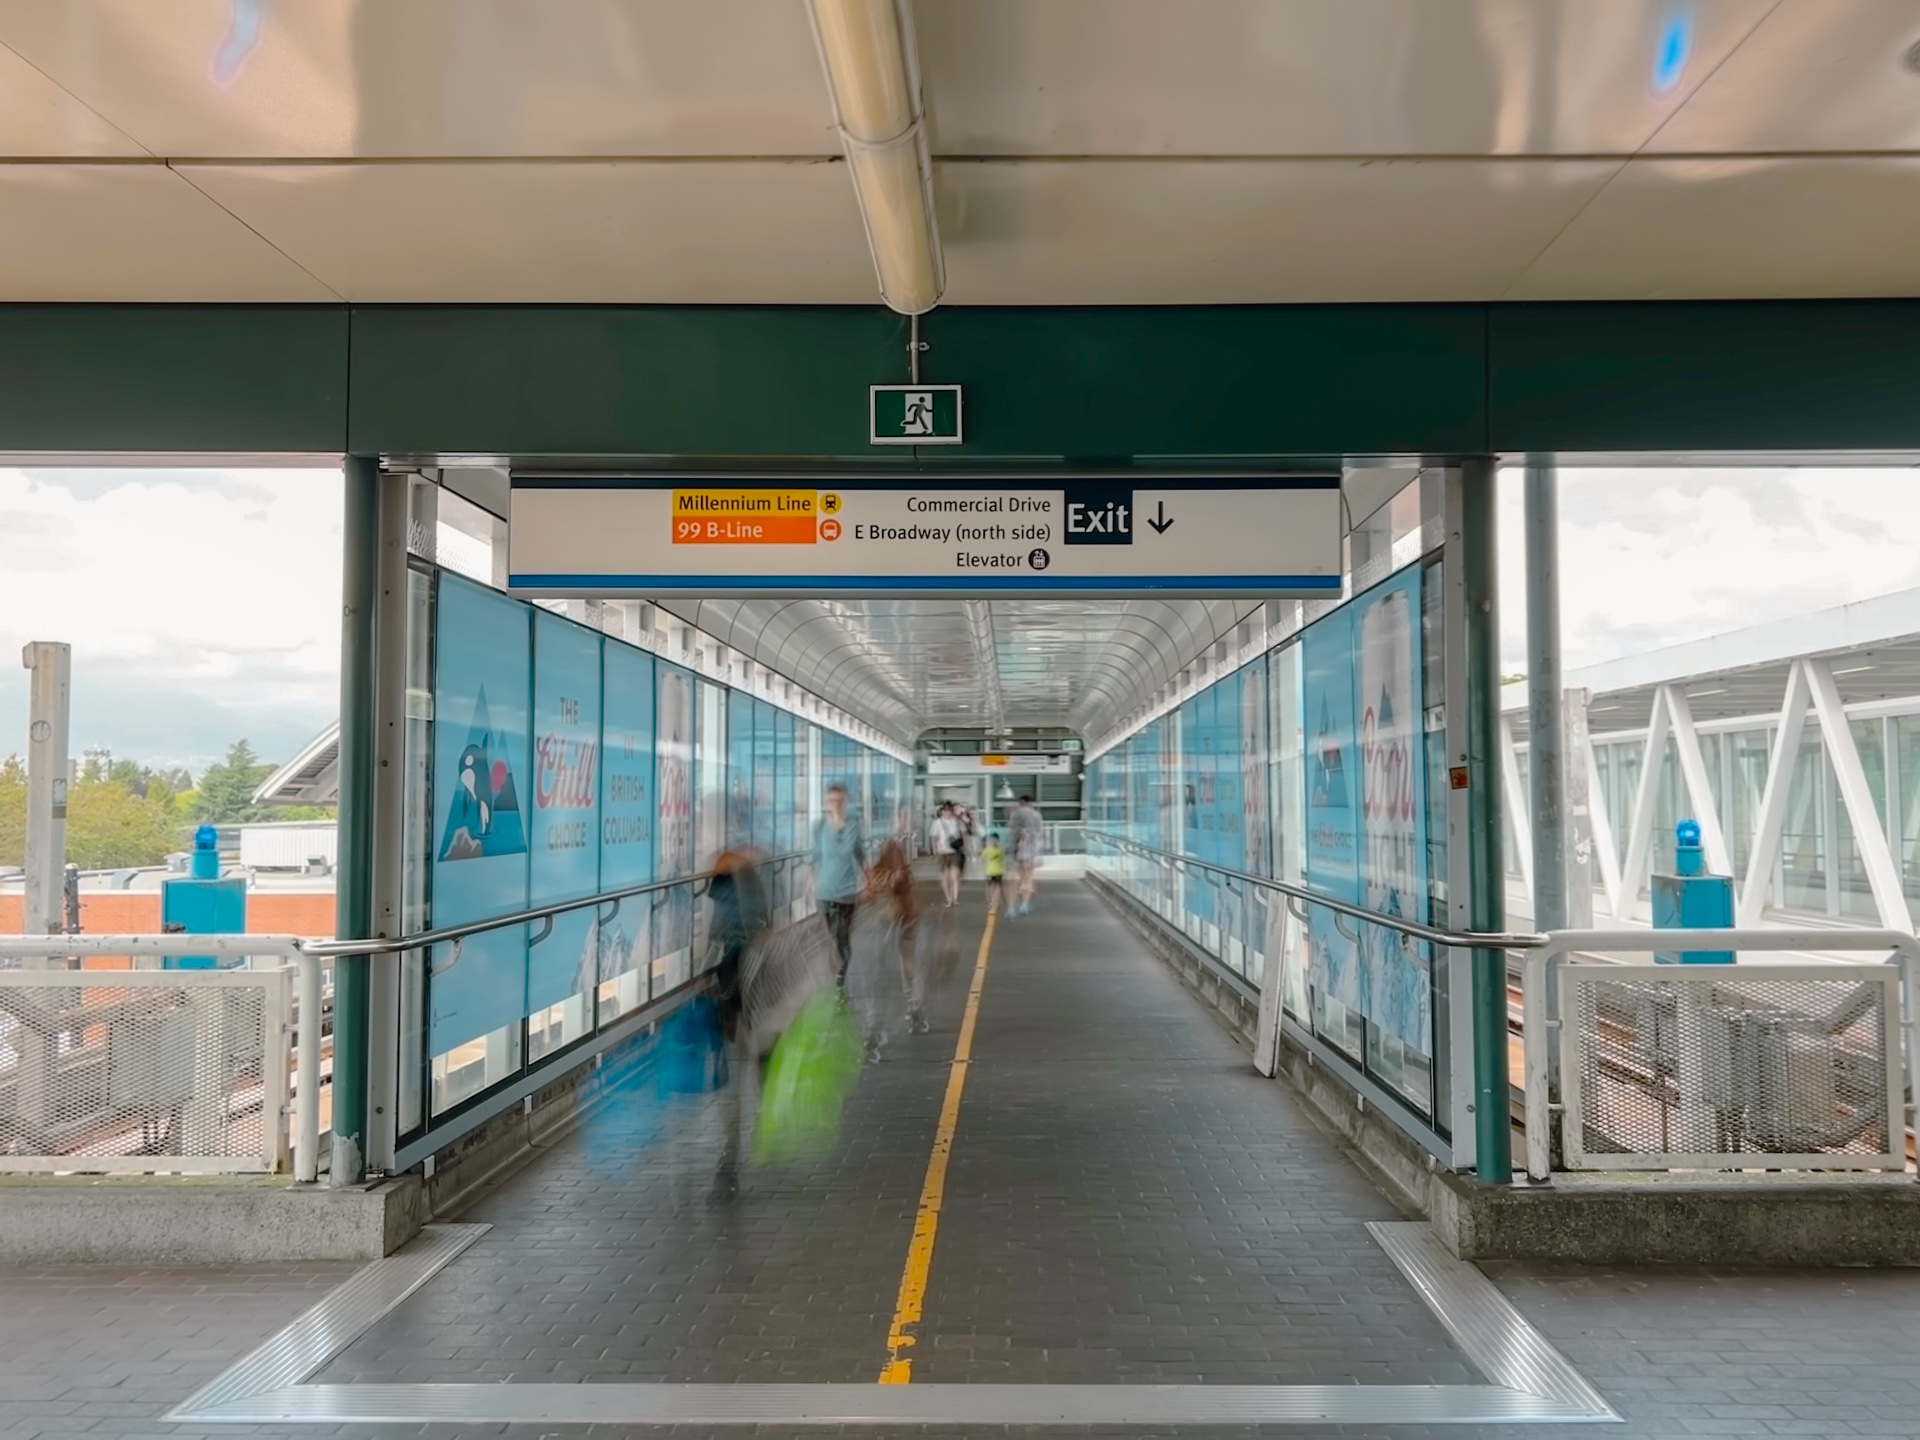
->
813, 783, 866, 984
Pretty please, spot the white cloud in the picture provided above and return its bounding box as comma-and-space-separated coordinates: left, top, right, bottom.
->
7, 463, 1920, 775
0, 468, 342, 774
1498, 466, 1920, 676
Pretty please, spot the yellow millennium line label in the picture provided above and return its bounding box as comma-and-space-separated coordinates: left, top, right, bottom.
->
672, 488, 816, 517
672, 489, 820, 545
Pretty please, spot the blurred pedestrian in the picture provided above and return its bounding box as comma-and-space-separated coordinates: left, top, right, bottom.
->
1008, 794, 1042, 916
813, 782, 866, 984
868, 835, 928, 1046
705, 848, 768, 1196
931, 801, 967, 908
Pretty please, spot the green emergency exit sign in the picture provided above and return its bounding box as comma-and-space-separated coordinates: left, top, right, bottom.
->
870, 384, 962, 446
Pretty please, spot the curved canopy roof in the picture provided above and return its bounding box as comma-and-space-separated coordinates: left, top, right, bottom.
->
660, 597, 1257, 744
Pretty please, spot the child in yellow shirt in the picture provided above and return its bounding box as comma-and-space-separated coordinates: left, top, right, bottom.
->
981, 832, 1006, 911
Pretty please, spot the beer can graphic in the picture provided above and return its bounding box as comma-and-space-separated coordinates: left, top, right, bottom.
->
1356, 577, 1429, 1051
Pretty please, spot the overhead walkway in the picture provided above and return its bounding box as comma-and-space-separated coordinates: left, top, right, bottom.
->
299, 883, 1468, 1394
12, 881, 1920, 1434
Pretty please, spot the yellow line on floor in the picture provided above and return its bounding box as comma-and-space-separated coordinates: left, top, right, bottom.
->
877, 904, 999, 1384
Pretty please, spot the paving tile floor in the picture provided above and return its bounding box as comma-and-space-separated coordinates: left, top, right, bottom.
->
8, 877, 1920, 1437
0, 1259, 357, 1440
317, 881, 1468, 1392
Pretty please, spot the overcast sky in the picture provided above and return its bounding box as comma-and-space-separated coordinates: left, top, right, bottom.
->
2, 466, 1917, 778
1497, 465, 1920, 678
0, 468, 342, 778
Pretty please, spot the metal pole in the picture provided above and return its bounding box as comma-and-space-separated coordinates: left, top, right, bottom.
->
20, 642, 71, 953
1524, 459, 1566, 935
365, 468, 411, 1174
331, 456, 379, 1188
1461, 457, 1512, 1185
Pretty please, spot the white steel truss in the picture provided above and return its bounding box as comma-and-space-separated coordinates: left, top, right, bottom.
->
1506, 659, 1913, 931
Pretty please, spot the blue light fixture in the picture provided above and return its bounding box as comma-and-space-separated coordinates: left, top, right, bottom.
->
1652, 10, 1693, 97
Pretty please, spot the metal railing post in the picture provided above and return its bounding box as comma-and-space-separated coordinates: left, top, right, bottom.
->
295, 949, 323, 1184
1522, 941, 1564, 1183
1896, 936, 1920, 1141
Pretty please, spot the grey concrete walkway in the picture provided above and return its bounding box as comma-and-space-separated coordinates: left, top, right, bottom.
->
7, 878, 1920, 1437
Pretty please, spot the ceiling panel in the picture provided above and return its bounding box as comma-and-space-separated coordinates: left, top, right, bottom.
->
659, 597, 1257, 742
934, 157, 1620, 304
0, 40, 146, 155
0, 0, 834, 158
1646, 0, 1920, 154
179, 160, 874, 302
0, 164, 337, 299
1507, 157, 1920, 299
916, 0, 1775, 157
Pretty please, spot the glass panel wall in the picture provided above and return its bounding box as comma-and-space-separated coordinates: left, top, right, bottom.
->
1779, 727, 1827, 914
1900, 716, 1920, 910
400, 562, 904, 1142
1086, 553, 1446, 1136
1727, 726, 1771, 883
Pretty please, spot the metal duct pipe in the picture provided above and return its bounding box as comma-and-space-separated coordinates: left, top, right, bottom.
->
807, 0, 944, 315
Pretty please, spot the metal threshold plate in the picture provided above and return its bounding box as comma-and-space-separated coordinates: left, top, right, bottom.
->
171, 1221, 1617, 1427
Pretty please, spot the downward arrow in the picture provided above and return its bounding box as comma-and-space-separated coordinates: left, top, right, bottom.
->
1147, 500, 1174, 534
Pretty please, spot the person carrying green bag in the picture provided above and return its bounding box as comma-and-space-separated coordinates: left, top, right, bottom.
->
753, 987, 863, 1167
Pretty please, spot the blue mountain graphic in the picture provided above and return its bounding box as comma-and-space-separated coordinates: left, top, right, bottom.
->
438, 687, 526, 862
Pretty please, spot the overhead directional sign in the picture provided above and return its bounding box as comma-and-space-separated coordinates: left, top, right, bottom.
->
507, 476, 1341, 598
928, 754, 1077, 775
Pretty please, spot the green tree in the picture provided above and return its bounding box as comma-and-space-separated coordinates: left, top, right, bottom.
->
66, 778, 181, 869
106, 757, 159, 798
0, 755, 24, 867
190, 739, 277, 825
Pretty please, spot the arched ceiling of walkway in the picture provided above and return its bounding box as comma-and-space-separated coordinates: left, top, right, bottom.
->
658, 598, 1256, 745
3, 1, 1919, 302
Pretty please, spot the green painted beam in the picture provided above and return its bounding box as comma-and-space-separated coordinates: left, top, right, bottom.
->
4, 300, 1920, 460
922, 305, 1487, 459
347, 305, 908, 459
1489, 300, 1920, 454
0, 305, 348, 453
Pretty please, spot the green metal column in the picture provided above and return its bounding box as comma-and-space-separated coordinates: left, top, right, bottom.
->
331, 454, 379, 1188
1461, 457, 1512, 1184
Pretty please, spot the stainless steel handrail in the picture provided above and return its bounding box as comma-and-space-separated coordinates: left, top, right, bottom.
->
300, 848, 812, 960
294, 846, 811, 1180
1085, 829, 1545, 951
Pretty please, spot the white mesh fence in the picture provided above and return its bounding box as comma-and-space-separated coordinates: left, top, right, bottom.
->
1559, 962, 1905, 1172
0, 969, 291, 1174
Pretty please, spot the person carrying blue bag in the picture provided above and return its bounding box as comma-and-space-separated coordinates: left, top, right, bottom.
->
704, 848, 768, 1196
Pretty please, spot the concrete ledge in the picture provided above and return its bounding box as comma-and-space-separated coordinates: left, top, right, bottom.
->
0, 990, 682, 1264
1440, 1170, 1920, 1266
0, 1172, 423, 1264
1088, 873, 1920, 1267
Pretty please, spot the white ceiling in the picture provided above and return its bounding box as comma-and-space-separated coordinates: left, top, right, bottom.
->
658, 596, 1258, 743
3, 0, 1918, 302
12, 4, 1919, 736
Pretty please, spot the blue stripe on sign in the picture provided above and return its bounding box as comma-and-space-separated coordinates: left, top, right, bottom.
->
510, 475, 1344, 491
510, 574, 1343, 592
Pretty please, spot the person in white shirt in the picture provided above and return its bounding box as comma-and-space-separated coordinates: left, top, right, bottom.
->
931, 802, 968, 908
